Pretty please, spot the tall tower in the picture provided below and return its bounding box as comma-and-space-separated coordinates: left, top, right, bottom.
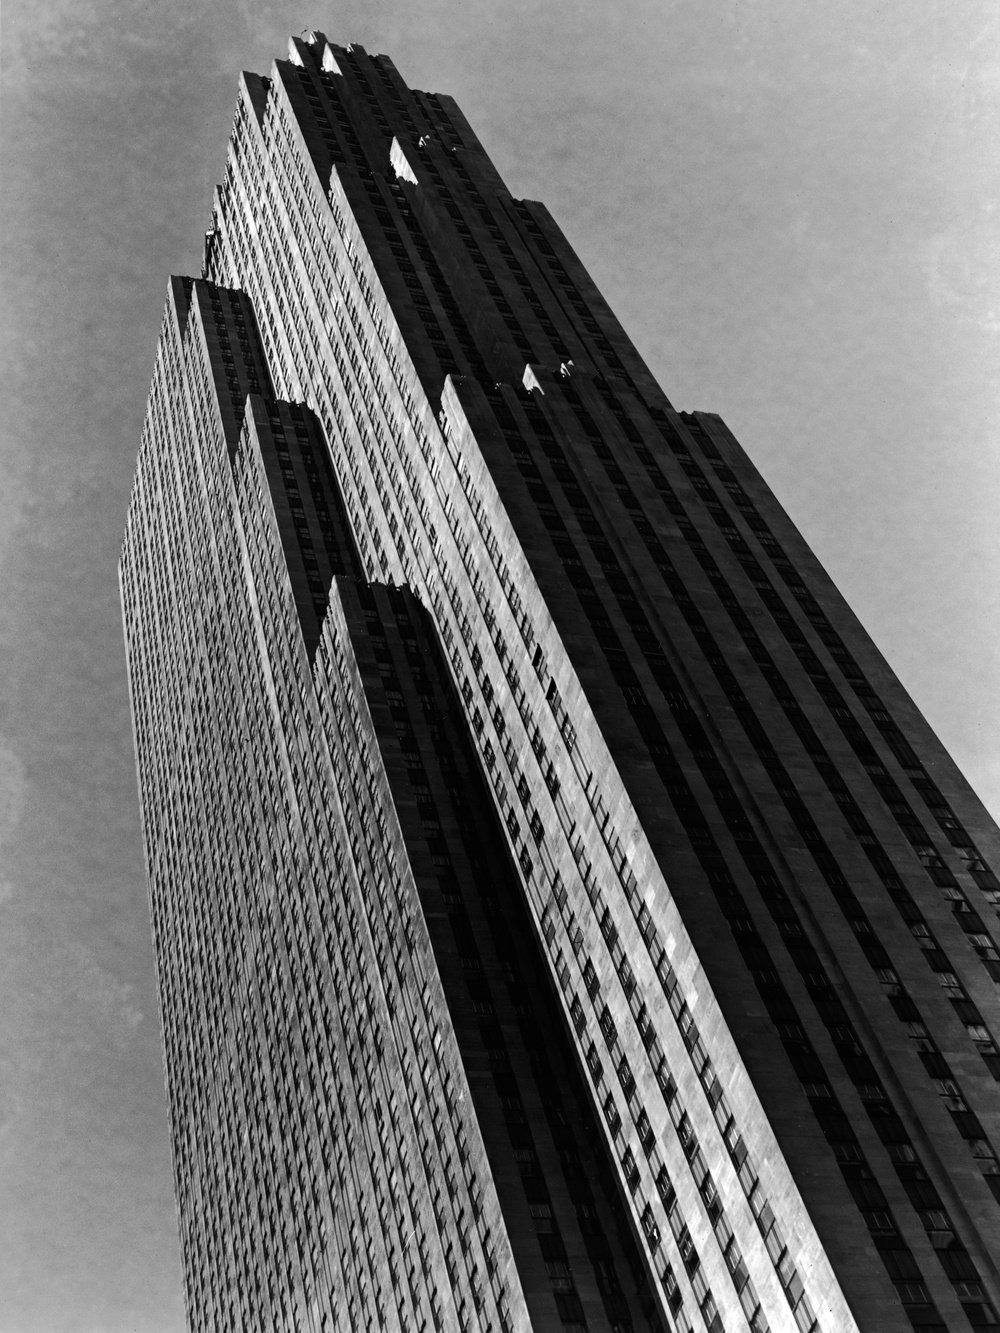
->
121, 33, 1000, 1333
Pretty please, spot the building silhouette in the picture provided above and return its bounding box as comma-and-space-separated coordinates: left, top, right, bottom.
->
120, 32, 1000, 1333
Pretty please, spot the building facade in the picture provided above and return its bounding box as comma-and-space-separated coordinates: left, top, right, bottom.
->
120, 32, 1000, 1333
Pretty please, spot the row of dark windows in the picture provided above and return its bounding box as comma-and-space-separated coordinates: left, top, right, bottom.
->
369, 56, 428, 144
677, 411, 1000, 911
355, 169, 493, 388
562, 378, 1000, 1094
664, 407, 999, 911
510, 199, 637, 390
414, 150, 563, 366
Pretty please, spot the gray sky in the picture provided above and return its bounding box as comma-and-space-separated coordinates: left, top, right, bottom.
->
2, 2, 997, 1329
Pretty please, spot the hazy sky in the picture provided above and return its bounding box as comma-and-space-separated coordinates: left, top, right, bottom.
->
2, 2, 997, 1329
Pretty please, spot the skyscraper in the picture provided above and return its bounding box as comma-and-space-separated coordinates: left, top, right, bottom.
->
119, 31, 1000, 1333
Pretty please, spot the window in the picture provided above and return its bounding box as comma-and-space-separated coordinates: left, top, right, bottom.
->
640, 1204, 661, 1249
586, 1043, 603, 1080
603, 1094, 621, 1138
862, 1209, 896, 1235
661, 1262, 682, 1314
677, 1226, 698, 1274
636, 1110, 656, 1157
583, 959, 599, 999
599, 1005, 618, 1046
617, 1056, 635, 1100
554, 1292, 585, 1323
620, 1147, 639, 1191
